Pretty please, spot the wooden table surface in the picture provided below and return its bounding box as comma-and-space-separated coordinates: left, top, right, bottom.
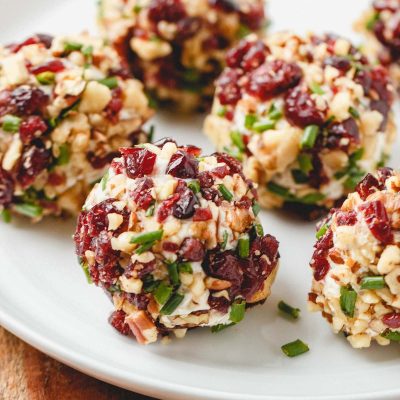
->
0, 327, 155, 400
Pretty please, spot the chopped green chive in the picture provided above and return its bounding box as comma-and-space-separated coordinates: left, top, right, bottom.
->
267, 182, 290, 197
218, 184, 233, 201
49, 99, 80, 128
98, 76, 118, 89
301, 125, 319, 149
278, 301, 300, 319
245, 114, 258, 129
230, 299, 246, 323
238, 234, 250, 258
281, 339, 309, 357
221, 230, 229, 249
267, 182, 323, 204
107, 284, 121, 294
237, 23, 251, 39
291, 169, 309, 184
130, 230, 163, 244
217, 106, 227, 117
148, 125, 155, 142
2, 115, 21, 132
360, 276, 386, 290
178, 262, 193, 274
348, 106, 360, 119
381, 330, 400, 341
230, 131, 245, 152
101, 169, 109, 191
252, 202, 261, 216
188, 179, 200, 194
36, 71, 56, 85
167, 262, 180, 286
316, 223, 329, 239
211, 323, 235, 333
160, 293, 184, 315
253, 119, 275, 133
145, 203, 155, 217
366, 12, 379, 31
133, 4, 142, 13
300, 192, 325, 205
350, 148, 364, 162
154, 282, 173, 305
82, 45, 94, 57
310, 82, 325, 95
340, 286, 357, 317
142, 276, 159, 293
298, 153, 313, 174
1, 209, 11, 223
64, 41, 83, 52
14, 203, 43, 218
268, 103, 283, 120
80, 262, 92, 284
255, 223, 264, 237
56, 144, 70, 166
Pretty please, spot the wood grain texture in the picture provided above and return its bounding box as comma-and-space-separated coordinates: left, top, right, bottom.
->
0, 327, 155, 400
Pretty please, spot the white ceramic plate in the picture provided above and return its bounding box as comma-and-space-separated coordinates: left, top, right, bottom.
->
1, 0, 400, 399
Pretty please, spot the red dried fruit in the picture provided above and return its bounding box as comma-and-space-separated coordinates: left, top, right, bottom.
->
19, 116, 47, 143
323, 56, 351, 73
17, 146, 51, 188
226, 39, 253, 68
173, 189, 199, 219
235, 196, 252, 209
246, 60, 303, 101
109, 310, 130, 336
120, 147, 157, 178
165, 150, 198, 178
216, 68, 242, 105
208, 295, 230, 314
198, 171, 214, 188
180, 144, 201, 157
335, 210, 357, 226
214, 152, 242, 174
0, 168, 14, 206
48, 172, 65, 186
157, 193, 180, 222
30, 59, 65, 74
176, 17, 201, 41
193, 207, 212, 221
201, 187, 222, 205
148, 0, 186, 24
162, 241, 179, 252
93, 231, 121, 283
180, 238, 205, 261
125, 293, 150, 310
377, 167, 394, 185
0, 90, 13, 117
310, 230, 333, 281
360, 200, 393, 244
105, 87, 123, 124
382, 312, 400, 328
239, 3, 265, 30
356, 173, 380, 200
226, 39, 268, 71
87, 151, 118, 170
130, 177, 154, 210
211, 164, 230, 178
11, 87, 49, 116
312, 256, 331, 281
8, 34, 53, 53
285, 86, 326, 128
327, 118, 360, 151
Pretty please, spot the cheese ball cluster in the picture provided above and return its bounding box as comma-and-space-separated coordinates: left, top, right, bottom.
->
356, 0, 400, 89
204, 32, 396, 218
98, 0, 267, 110
0, 33, 153, 221
309, 168, 400, 348
74, 139, 279, 344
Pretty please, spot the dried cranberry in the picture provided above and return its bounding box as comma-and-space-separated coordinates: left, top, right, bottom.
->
310, 230, 333, 281
148, 0, 186, 24
87, 151, 117, 170
377, 167, 393, 185
126, 293, 149, 310
201, 187, 222, 205
360, 200, 393, 244
226, 39, 268, 71
8, 34, 53, 53
356, 173, 380, 200
48, 172, 65, 186
193, 207, 212, 221
180, 145, 201, 157
214, 153, 242, 174
155, 59, 179, 89
239, 3, 265, 30
111, 159, 124, 175
216, 68, 242, 105
382, 312, 400, 329
109, 310, 130, 336
211, 164, 230, 178
0, 90, 13, 117
162, 241, 179, 252
105, 87, 123, 124
17, 146, 51, 188
209, 0, 238, 12
19, 116, 47, 143
335, 210, 357, 226
326, 118, 359, 151
312, 256, 331, 281
130, 177, 154, 210
157, 193, 180, 222
153, 137, 177, 148
165, 150, 198, 178
323, 56, 351, 73
120, 147, 156, 178
198, 171, 214, 188
373, 0, 398, 12
235, 196, 252, 209
0, 168, 14, 206
226, 39, 253, 68
180, 238, 205, 261
30, 60, 65, 74
10, 87, 48, 116
246, 60, 303, 101
285, 86, 326, 128
208, 295, 230, 314
173, 189, 199, 219
176, 17, 201, 41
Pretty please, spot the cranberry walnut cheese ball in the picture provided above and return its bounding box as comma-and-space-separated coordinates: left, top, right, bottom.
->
74, 139, 280, 344
204, 32, 396, 217
355, 0, 400, 89
98, 0, 267, 110
309, 168, 400, 349
0, 33, 153, 221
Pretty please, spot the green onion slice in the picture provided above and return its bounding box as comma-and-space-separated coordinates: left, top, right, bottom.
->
238, 234, 250, 258
160, 293, 184, 315
230, 299, 246, 323
98, 76, 118, 89
218, 184, 233, 202
360, 276, 386, 290
278, 301, 300, 319
14, 203, 43, 218
154, 282, 173, 305
211, 323, 235, 333
301, 125, 319, 149
281, 339, 309, 357
2, 115, 21, 132
340, 286, 357, 317
130, 230, 163, 244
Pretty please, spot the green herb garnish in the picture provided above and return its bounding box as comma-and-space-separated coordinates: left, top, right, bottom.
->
167, 262, 180, 286
360, 276, 386, 290
98, 76, 118, 89
278, 301, 300, 319
101, 169, 109, 191
178, 262, 193, 274
56, 144, 70, 166
80, 262, 92, 284
245, 114, 257, 129
218, 184, 233, 201
160, 293, 184, 315
301, 125, 319, 149
281, 339, 309, 357
252, 202, 261, 216
316, 223, 329, 239
14, 203, 43, 218
310, 82, 325, 95
211, 323, 235, 333
221, 230, 229, 249
130, 230, 163, 244
381, 330, 400, 341
230, 131, 245, 152
64, 41, 83, 52
238, 234, 250, 258
153, 281, 173, 305
348, 106, 360, 119
340, 286, 357, 317
2, 115, 21, 132
188, 179, 200, 194
1, 209, 11, 223
36, 71, 56, 85
230, 299, 246, 323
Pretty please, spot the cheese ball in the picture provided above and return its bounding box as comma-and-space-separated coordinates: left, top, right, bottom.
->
309, 168, 400, 348
0, 33, 153, 221
98, 0, 267, 110
204, 32, 396, 218
355, 0, 400, 89
74, 139, 279, 344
